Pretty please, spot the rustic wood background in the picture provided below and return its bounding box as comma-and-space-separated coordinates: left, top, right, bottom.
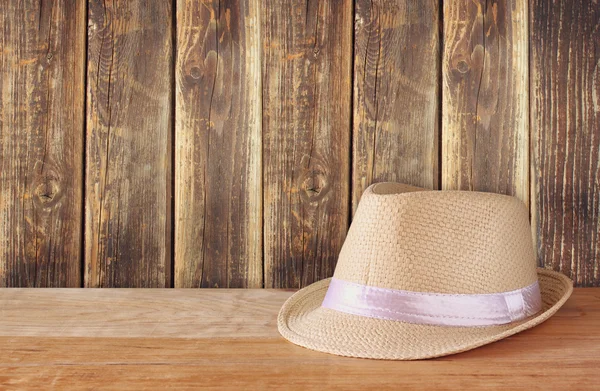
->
0, 0, 598, 288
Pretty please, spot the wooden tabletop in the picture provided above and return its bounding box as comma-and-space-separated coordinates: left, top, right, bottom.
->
1, 288, 598, 390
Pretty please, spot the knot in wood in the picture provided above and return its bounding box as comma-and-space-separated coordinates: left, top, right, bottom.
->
190, 66, 201, 79
34, 177, 62, 208
457, 60, 469, 73
300, 171, 329, 203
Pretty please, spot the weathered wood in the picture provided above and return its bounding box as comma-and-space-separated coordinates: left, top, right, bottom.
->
352, 0, 440, 212
85, 0, 173, 287
0, 1, 85, 287
175, 0, 262, 288
530, 0, 600, 286
442, 0, 529, 204
262, 1, 353, 288
0, 288, 598, 389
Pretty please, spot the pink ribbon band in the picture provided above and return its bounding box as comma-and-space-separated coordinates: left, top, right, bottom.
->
321, 277, 542, 327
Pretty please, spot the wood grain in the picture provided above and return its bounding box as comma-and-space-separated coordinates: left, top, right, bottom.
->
0, 288, 597, 390
0, 1, 85, 287
530, 0, 600, 286
85, 0, 173, 287
175, 0, 262, 288
442, 0, 529, 204
0, 288, 291, 338
262, 1, 353, 288
352, 0, 440, 212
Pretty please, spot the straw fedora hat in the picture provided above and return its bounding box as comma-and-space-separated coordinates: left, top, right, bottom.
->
278, 182, 573, 360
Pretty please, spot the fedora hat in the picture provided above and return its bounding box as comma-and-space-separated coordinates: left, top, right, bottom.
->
278, 182, 573, 360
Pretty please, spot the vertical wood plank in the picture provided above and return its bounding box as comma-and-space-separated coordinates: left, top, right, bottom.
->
86, 1, 173, 287
0, 1, 85, 287
530, 0, 600, 286
352, 0, 440, 212
442, 0, 529, 204
262, 1, 353, 288
175, 0, 262, 288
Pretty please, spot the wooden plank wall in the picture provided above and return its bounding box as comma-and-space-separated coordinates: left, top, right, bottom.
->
86, 0, 173, 287
0, 1, 85, 287
442, 0, 528, 204
530, 0, 600, 286
262, 1, 352, 288
0, 0, 598, 288
175, 0, 262, 288
353, 0, 440, 212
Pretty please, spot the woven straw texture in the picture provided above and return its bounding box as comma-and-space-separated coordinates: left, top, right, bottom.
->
278, 183, 574, 359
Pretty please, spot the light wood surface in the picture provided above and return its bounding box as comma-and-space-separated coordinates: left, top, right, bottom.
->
0, 288, 598, 390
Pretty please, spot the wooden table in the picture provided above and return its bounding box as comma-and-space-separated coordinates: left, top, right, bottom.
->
0, 288, 598, 390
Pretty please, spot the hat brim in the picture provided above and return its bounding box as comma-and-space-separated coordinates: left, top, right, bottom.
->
278, 268, 573, 360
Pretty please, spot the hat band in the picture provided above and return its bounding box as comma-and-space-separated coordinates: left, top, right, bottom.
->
321, 277, 542, 327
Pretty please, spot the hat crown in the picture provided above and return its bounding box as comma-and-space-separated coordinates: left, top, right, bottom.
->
334, 183, 538, 294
